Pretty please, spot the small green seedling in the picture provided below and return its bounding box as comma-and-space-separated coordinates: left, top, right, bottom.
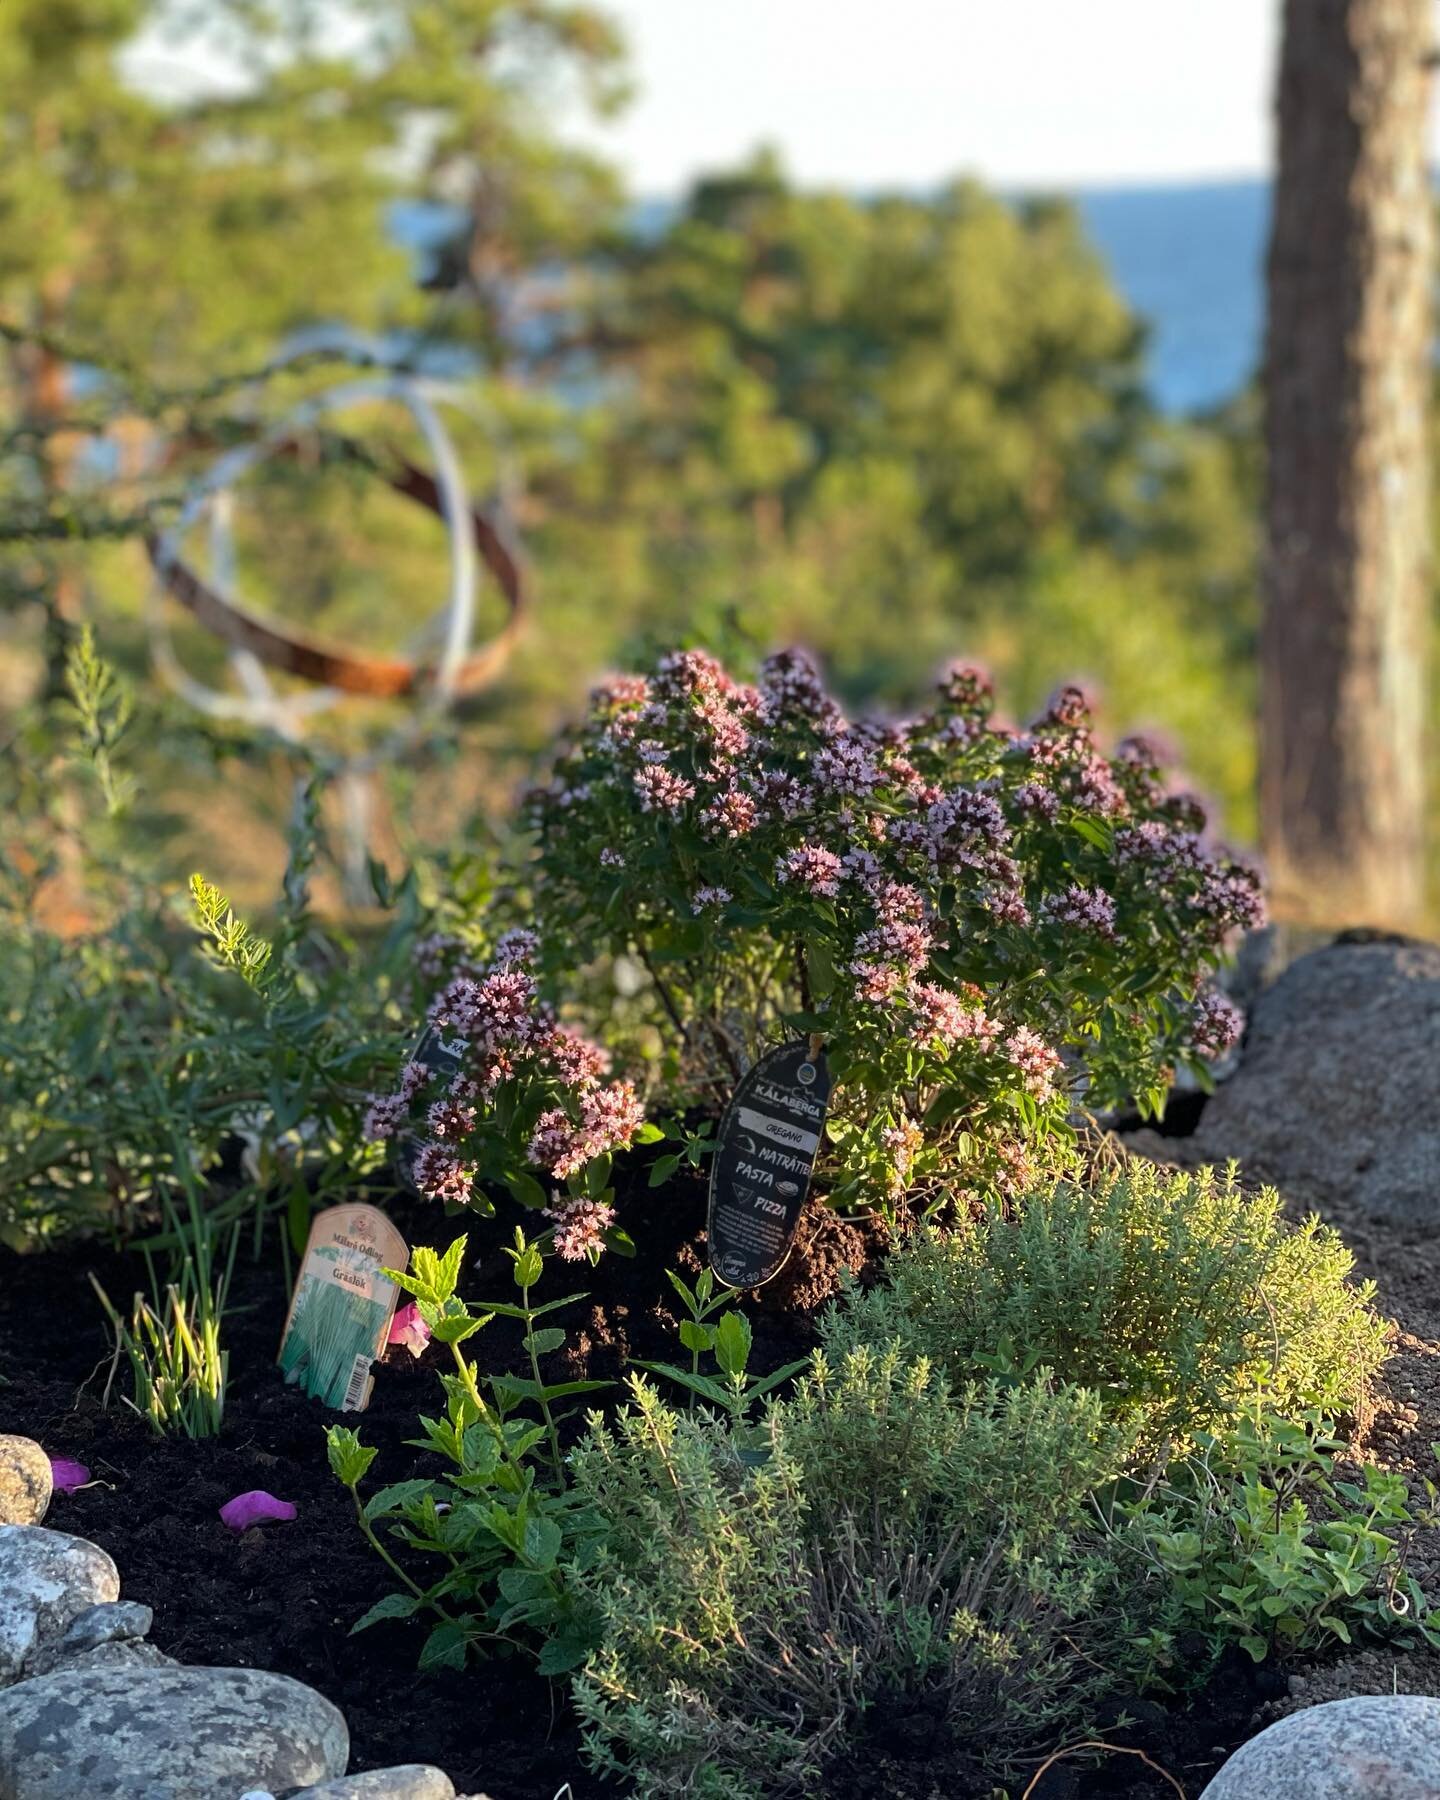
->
638, 1267, 809, 1426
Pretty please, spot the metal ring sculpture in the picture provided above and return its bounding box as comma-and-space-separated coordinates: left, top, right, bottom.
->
145, 356, 527, 768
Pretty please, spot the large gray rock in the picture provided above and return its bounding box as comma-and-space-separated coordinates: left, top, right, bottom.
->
287, 1768, 455, 1799
0, 1442, 50, 1529
1202, 1693, 1440, 1797
0, 1662, 348, 1799
1189, 937, 1440, 1222
23, 1640, 175, 1685
0, 1526, 119, 1687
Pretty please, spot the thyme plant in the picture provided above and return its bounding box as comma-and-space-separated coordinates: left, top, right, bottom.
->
822, 1161, 1390, 1454
570, 1351, 1149, 1798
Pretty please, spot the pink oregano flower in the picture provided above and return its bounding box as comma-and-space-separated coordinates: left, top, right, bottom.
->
546, 1193, 616, 1262
368, 930, 644, 1212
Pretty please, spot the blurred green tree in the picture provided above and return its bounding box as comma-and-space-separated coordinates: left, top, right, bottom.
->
516, 154, 1259, 826
0, 21, 1262, 894
0, 0, 626, 375
0, 0, 627, 665
0, 0, 628, 897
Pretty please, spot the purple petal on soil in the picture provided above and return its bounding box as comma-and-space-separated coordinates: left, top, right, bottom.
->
49, 1457, 90, 1495
220, 1490, 297, 1531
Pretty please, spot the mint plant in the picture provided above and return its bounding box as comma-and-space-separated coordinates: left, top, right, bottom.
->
328, 1229, 612, 1673
1120, 1410, 1434, 1664
644, 1115, 716, 1190
527, 649, 1263, 1212
639, 1270, 810, 1426
661, 1266, 733, 1377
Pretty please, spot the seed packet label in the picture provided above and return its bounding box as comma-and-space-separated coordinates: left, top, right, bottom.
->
396, 1023, 467, 1192
278, 1204, 409, 1412
708, 1040, 832, 1289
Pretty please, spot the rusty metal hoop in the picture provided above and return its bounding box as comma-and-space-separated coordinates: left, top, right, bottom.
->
145, 372, 527, 738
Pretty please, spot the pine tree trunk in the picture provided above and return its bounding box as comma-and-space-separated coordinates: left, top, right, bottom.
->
1261, 0, 1434, 927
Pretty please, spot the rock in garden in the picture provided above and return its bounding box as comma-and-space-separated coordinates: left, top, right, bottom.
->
0, 1440, 51, 1528
25, 1600, 159, 1678
34, 1641, 176, 1685
1201, 1694, 1440, 1797
53, 1598, 152, 1655
0, 1663, 348, 1800
1188, 937, 1440, 1222
287, 1767, 456, 1799
0, 1526, 119, 1687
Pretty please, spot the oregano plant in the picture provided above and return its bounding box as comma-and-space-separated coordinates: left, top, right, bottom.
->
361, 929, 653, 1231
527, 648, 1263, 1212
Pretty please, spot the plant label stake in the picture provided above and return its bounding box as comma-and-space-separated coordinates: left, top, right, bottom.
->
396, 1022, 467, 1193
708, 1038, 832, 1288
279, 1204, 409, 1412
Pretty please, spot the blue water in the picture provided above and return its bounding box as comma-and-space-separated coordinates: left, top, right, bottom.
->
1075, 180, 1269, 415
395, 178, 1271, 417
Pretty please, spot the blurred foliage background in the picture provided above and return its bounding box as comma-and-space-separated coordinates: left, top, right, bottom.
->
1, 0, 1272, 911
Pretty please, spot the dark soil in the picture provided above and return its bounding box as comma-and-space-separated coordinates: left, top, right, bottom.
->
828, 1656, 1279, 1800
0, 1161, 874, 1799
0, 1143, 1327, 1800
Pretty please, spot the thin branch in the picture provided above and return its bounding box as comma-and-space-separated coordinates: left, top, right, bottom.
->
1021, 1742, 1185, 1799
635, 941, 731, 1103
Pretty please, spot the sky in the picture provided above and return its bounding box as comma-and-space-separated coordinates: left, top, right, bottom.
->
566, 0, 1282, 193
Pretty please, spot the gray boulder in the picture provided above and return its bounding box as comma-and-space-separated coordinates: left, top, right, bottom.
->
24, 1639, 175, 1684
0, 1442, 50, 1529
1202, 1693, 1440, 1797
52, 1599, 152, 1656
1189, 937, 1440, 1222
287, 1768, 455, 1799
25, 1601, 157, 1679
0, 1662, 348, 1800
0, 1526, 119, 1687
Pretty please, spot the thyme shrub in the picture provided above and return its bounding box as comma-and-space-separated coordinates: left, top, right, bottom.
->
569, 1352, 1160, 1798
821, 1161, 1390, 1453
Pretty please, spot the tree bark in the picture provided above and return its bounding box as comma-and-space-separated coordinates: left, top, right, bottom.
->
1262, 0, 1434, 927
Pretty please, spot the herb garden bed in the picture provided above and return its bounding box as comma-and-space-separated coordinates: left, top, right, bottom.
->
0, 1168, 863, 1799
0, 1165, 1245, 1800
6, 1127, 1437, 1800
7, 644, 1439, 1800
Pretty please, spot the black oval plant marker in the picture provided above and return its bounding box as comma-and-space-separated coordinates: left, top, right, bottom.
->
708, 1039, 832, 1289
396, 1022, 467, 1192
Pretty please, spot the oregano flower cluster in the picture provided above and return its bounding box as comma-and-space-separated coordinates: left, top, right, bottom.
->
526, 647, 1263, 1212
363, 930, 643, 1237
